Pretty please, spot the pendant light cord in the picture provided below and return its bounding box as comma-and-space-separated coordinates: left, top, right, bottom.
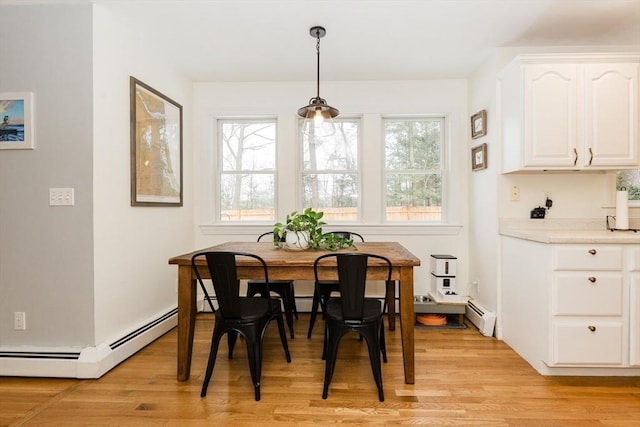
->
315, 29, 321, 100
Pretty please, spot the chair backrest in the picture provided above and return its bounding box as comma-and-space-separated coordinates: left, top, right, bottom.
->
256, 231, 275, 243
192, 251, 271, 318
314, 253, 391, 322
326, 231, 364, 242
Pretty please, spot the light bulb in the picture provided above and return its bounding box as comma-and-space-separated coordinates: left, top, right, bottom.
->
313, 109, 323, 125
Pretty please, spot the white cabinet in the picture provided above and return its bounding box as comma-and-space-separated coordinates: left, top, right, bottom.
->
499, 54, 640, 173
501, 237, 639, 375
549, 246, 624, 366
630, 247, 640, 366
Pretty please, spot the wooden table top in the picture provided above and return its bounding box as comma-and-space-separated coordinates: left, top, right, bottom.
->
169, 241, 421, 268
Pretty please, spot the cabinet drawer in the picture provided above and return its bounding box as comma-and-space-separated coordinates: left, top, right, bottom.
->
552, 273, 623, 316
550, 322, 623, 365
553, 246, 623, 271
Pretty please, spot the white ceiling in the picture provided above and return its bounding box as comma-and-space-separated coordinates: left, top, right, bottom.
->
18, 0, 640, 81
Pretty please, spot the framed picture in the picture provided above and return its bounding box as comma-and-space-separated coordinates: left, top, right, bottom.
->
0, 92, 34, 150
471, 143, 488, 171
130, 77, 183, 206
470, 109, 487, 139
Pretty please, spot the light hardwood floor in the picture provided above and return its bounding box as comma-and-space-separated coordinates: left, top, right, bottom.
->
2, 313, 639, 426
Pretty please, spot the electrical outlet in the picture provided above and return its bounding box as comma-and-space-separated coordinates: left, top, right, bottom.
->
510, 186, 520, 201
49, 188, 75, 206
14, 312, 26, 330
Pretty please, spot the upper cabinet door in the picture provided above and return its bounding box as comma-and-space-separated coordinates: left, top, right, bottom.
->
523, 64, 579, 168
584, 63, 639, 167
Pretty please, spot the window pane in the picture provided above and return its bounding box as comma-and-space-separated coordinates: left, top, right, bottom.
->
218, 120, 276, 221
302, 119, 359, 220
384, 118, 444, 221
303, 121, 358, 170
221, 122, 275, 171
303, 173, 358, 220
220, 174, 274, 221
384, 120, 441, 170
386, 173, 442, 221
617, 169, 640, 201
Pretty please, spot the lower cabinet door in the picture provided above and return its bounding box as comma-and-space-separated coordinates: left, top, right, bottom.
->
550, 321, 623, 365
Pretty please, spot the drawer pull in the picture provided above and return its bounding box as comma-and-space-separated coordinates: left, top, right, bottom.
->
588, 249, 597, 255
588, 276, 597, 283
588, 325, 596, 332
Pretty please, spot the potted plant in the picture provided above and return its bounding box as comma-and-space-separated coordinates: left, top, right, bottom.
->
273, 208, 356, 251
273, 208, 325, 250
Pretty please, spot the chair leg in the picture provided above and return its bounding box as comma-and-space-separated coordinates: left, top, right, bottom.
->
280, 293, 295, 339
322, 325, 344, 399
364, 327, 384, 402
201, 328, 223, 397
289, 283, 299, 320
227, 331, 238, 359
275, 313, 292, 362
379, 318, 388, 363
307, 289, 321, 338
244, 337, 263, 401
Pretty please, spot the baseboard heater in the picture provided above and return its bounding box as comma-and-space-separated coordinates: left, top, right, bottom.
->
465, 300, 496, 337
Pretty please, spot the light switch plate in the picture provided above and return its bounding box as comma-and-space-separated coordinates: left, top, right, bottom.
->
49, 188, 75, 206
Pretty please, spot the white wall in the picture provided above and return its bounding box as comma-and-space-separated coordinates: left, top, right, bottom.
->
92, 5, 194, 345
192, 80, 470, 296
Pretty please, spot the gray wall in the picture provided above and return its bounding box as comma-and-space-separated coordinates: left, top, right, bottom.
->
0, 3, 95, 347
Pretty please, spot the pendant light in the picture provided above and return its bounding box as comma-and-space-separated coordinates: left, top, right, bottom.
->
298, 26, 339, 138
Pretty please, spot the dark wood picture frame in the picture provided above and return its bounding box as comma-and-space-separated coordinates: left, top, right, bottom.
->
471, 109, 487, 139
471, 143, 488, 171
130, 77, 183, 206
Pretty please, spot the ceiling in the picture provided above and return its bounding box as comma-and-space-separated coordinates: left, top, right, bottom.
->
18, 0, 640, 81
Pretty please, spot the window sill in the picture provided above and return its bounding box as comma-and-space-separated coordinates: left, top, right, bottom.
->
199, 223, 463, 237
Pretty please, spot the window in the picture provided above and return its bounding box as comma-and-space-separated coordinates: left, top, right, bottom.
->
383, 118, 444, 221
616, 169, 640, 203
217, 119, 276, 221
301, 119, 360, 221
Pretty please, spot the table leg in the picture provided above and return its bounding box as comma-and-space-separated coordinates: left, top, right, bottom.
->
399, 267, 415, 384
386, 280, 396, 331
177, 265, 196, 381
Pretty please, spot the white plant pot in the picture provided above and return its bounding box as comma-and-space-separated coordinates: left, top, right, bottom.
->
285, 230, 310, 250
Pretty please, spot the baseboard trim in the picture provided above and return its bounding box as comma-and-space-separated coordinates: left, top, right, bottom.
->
0, 309, 177, 379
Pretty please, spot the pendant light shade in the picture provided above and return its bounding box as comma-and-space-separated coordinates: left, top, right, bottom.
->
298, 26, 339, 138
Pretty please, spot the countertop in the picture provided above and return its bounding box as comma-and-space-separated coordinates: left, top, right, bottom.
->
499, 218, 640, 244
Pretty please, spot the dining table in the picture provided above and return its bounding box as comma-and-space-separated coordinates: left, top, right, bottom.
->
168, 241, 421, 384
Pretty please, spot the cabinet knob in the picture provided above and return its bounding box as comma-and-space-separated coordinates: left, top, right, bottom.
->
588, 325, 596, 332
588, 276, 597, 283
588, 249, 597, 255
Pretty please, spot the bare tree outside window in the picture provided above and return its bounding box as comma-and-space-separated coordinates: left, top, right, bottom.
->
384, 118, 444, 221
218, 119, 276, 221
302, 119, 359, 221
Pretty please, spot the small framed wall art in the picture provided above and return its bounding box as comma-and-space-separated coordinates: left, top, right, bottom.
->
471, 143, 488, 171
130, 77, 183, 206
470, 109, 487, 139
0, 92, 34, 150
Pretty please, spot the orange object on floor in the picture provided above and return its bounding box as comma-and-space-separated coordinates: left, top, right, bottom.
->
416, 314, 447, 326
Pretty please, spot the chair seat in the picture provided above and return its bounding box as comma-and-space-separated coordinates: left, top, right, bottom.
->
325, 298, 382, 323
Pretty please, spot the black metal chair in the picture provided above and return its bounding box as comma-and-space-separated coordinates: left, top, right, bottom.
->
246, 232, 298, 338
307, 231, 364, 338
192, 251, 291, 401
314, 252, 392, 402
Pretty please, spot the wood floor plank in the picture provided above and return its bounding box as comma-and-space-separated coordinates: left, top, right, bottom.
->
1, 313, 639, 426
